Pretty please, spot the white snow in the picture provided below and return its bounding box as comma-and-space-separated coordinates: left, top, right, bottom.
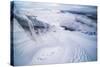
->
12, 2, 97, 66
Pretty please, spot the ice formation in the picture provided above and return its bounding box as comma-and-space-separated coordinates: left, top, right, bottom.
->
11, 1, 97, 66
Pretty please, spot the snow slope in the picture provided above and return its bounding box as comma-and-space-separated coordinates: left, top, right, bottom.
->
13, 18, 97, 65
11, 1, 97, 66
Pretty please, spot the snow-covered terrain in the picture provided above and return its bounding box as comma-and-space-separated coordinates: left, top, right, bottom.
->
11, 1, 97, 66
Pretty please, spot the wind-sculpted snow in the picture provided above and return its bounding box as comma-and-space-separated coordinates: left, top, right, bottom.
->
11, 1, 97, 66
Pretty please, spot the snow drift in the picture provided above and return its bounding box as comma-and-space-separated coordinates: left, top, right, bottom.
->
11, 1, 97, 66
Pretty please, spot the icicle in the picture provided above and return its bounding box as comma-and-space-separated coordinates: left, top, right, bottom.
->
26, 15, 37, 41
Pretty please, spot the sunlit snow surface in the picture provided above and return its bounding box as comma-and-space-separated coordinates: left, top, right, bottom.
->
11, 1, 97, 66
